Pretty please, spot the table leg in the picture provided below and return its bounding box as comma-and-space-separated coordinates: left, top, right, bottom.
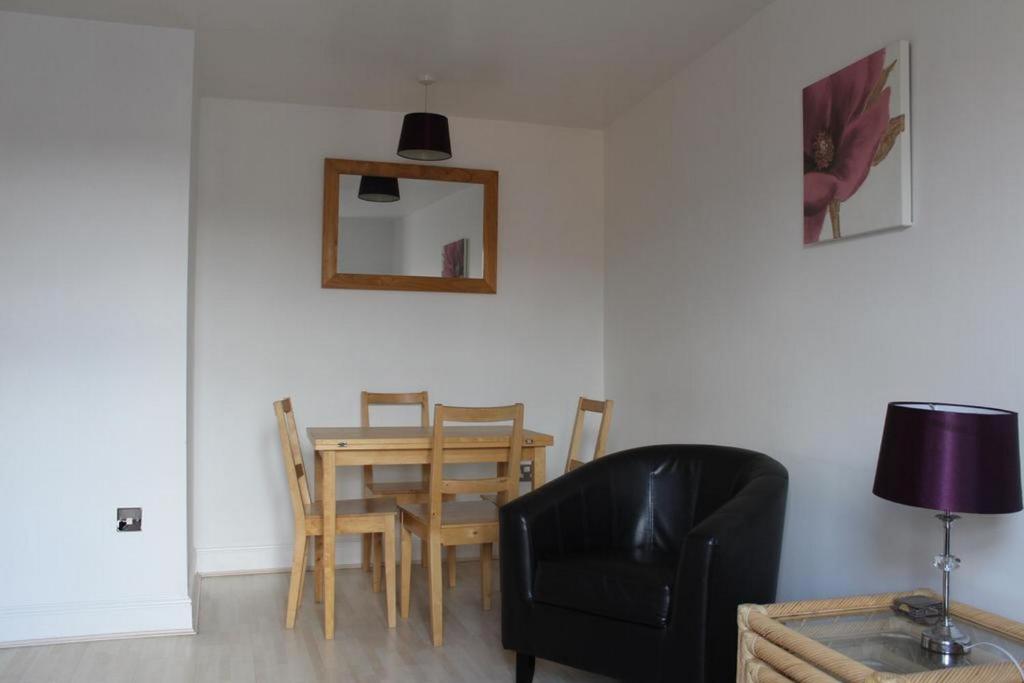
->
428, 536, 443, 646
314, 453, 323, 603
322, 450, 336, 639
496, 460, 509, 506
532, 447, 546, 491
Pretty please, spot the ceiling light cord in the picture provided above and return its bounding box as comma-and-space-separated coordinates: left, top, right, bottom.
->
418, 75, 435, 113
964, 642, 1024, 681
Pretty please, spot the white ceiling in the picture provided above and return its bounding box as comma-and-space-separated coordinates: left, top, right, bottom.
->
0, 0, 772, 128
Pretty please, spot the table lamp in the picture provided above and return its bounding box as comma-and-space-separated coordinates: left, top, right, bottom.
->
873, 402, 1022, 656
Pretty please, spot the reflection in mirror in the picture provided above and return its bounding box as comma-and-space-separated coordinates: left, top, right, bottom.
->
338, 175, 484, 279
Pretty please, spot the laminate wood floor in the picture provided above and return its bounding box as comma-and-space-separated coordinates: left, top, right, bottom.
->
0, 564, 609, 683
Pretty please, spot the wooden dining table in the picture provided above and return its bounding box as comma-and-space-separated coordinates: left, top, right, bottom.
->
306, 425, 554, 639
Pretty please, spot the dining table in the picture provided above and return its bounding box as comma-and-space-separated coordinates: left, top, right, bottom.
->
306, 424, 554, 639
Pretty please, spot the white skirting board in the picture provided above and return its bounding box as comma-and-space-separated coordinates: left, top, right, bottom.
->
195, 538, 359, 575
0, 596, 194, 648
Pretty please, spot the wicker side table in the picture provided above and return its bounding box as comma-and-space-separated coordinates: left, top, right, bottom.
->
737, 589, 1024, 682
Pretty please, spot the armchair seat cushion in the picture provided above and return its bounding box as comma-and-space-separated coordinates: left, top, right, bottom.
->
533, 548, 676, 628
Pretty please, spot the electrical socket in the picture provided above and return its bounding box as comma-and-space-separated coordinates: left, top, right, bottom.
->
519, 461, 533, 483
117, 507, 142, 532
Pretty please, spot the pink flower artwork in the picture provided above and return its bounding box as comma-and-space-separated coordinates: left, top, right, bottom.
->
803, 42, 910, 244
442, 238, 467, 278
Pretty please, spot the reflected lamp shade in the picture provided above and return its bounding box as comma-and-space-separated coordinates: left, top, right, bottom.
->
873, 402, 1022, 514
357, 175, 400, 203
397, 112, 452, 161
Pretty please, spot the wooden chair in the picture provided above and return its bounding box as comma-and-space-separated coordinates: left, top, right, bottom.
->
359, 391, 457, 585
399, 403, 525, 646
563, 397, 614, 474
274, 398, 397, 629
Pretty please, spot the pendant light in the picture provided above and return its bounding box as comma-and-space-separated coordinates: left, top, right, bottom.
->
397, 76, 452, 161
357, 175, 400, 202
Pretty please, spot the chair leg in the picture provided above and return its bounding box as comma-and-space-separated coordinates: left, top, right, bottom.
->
400, 524, 412, 620
372, 533, 383, 593
420, 539, 427, 568
295, 537, 310, 605
446, 545, 457, 588
285, 533, 306, 628
516, 653, 536, 683
428, 537, 443, 646
314, 535, 324, 603
382, 523, 396, 628
362, 533, 372, 572
480, 542, 492, 610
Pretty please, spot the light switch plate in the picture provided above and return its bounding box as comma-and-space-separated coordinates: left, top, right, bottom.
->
117, 507, 142, 532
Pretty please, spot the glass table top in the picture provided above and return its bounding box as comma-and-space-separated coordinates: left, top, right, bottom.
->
780, 609, 1024, 674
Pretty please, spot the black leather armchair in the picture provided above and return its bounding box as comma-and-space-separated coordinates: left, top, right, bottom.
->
500, 445, 788, 682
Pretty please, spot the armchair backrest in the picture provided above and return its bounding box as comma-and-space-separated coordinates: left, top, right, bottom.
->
536, 444, 786, 558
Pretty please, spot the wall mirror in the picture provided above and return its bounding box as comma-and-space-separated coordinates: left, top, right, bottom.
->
322, 158, 498, 293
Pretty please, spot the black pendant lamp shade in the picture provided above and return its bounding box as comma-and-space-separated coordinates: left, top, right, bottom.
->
397, 112, 452, 161
357, 175, 400, 203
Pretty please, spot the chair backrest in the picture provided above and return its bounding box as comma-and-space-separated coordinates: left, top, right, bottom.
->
360, 391, 430, 428
564, 397, 614, 474
429, 403, 524, 529
274, 397, 312, 525
361, 391, 430, 486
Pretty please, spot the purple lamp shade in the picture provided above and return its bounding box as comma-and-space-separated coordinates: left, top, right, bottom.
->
873, 402, 1022, 514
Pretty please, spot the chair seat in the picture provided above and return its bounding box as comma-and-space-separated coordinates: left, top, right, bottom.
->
399, 500, 499, 527
366, 480, 428, 497
299, 499, 395, 536
533, 548, 676, 628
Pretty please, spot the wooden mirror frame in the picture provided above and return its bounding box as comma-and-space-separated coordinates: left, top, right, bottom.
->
322, 158, 498, 293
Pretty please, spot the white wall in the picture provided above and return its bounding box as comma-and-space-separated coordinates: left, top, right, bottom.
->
604, 0, 1024, 619
193, 98, 604, 573
338, 217, 399, 274
398, 187, 485, 278
0, 11, 195, 641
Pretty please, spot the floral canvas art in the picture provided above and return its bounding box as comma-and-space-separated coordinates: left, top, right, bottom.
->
803, 41, 911, 245
442, 238, 467, 278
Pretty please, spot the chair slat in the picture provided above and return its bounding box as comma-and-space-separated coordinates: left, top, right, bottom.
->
362, 391, 430, 427
360, 389, 430, 492
564, 397, 614, 474
579, 398, 609, 413
431, 404, 524, 518
402, 402, 525, 646
274, 398, 311, 521
360, 390, 431, 577
282, 408, 312, 506
436, 405, 521, 423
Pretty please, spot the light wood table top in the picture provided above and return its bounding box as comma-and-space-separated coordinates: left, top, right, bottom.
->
308, 425, 554, 451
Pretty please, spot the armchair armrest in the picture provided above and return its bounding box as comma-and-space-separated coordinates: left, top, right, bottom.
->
500, 458, 650, 652
666, 472, 788, 680
499, 469, 590, 604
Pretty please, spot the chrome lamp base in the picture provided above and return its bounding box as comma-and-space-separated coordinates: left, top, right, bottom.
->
921, 622, 970, 655
922, 512, 970, 659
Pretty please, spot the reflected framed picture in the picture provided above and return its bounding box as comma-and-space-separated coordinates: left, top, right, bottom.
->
442, 238, 467, 278
803, 41, 911, 245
